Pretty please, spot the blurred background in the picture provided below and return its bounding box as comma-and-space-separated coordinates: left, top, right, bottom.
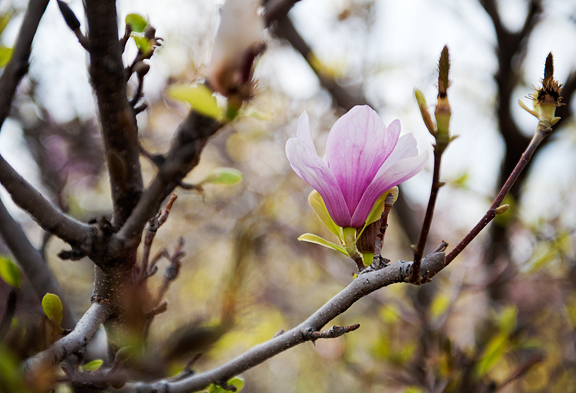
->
1, 0, 576, 391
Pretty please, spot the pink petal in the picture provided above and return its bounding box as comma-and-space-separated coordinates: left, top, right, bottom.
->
286, 114, 351, 227
325, 106, 400, 216
350, 147, 429, 228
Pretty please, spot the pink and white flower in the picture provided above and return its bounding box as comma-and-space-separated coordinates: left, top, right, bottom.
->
286, 105, 428, 229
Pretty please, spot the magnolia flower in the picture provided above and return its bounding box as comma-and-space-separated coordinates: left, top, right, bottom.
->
286, 105, 428, 230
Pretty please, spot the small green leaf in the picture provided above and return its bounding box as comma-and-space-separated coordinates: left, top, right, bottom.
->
131, 33, 150, 53
0, 46, 12, 68
200, 168, 243, 186
42, 293, 63, 326
208, 377, 245, 393
308, 190, 341, 239
166, 83, 223, 120
0, 256, 20, 288
298, 233, 348, 256
83, 359, 103, 371
126, 13, 147, 33
497, 306, 517, 335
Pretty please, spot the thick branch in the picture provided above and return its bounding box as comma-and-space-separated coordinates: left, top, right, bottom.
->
23, 302, 111, 375
0, 154, 92, 245
85, 0, 143, 228
115, 112, 221, 244
0, 0, 49, 129
122, 251, 446, 393
0, 198, 76, 329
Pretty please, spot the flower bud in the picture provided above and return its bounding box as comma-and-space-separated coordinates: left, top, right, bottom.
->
207, 0, 265, 101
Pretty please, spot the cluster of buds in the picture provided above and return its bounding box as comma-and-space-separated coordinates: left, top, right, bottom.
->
520, 53, 563, 131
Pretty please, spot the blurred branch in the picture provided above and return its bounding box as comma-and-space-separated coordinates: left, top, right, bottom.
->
115, 112, 221, 244
0, 155, 92, 246
23, 302, 111, 376
0, 289, 16, 341
264, 0, 302, 27
0, 198, 76, 329
0, 0, 49, 130
85, 0, 143, 228
122, 250, 446, 393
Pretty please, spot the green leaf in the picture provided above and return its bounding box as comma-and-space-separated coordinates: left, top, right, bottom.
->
200, 168, 243, 186
126, 13, 147, 33
475, 333, 509, 378
0, 256, 20, 288
131, 33, 150, 53
308, 190, 341, 239
208, 377, 245, 393
42, 293, 63, 326
166, 83, 223, 120
497, 306, 517, 335
298, 233, 348, 256
83, 359, 103, 371
0, 46, 12, 68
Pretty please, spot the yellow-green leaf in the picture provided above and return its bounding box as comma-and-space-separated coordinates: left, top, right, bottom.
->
298, 233, 348, 256
42, 293, 63, 326
0, 256, 20, 288
131, 33, 150, 53
358, 187, 398, 239
430, 293, 451, 318
308, 190, 341, 239
126, 13, 147, 33
166, 83, 223, 120
200, 168, 243, 186
475, 333, 509, 378
0, 46, 12, 68
83, 359, 103, 371
209, 377, 245, 393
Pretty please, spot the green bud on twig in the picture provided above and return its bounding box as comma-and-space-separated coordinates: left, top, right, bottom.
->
435, 46, 451, 146
495, 204, 509, 215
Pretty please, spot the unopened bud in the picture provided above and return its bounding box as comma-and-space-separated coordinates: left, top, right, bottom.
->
435, 46, 451, 145
415, 89, 436, 136
495, 204, 509, 215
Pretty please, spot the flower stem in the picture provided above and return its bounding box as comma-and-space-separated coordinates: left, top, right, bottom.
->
372, 193, 395, 266
445, 123, 552, 265
411, 144, 445, 283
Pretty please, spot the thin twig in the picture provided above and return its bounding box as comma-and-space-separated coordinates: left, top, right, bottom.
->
446, 125, 552, 264
140, 194, 178, 281
411, 145, 445, 282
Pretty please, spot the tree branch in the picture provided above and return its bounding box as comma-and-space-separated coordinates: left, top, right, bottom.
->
115, 111, 221, 245
0, 198, 76, 329
23, 302, 111, 376
0, 0, 50, 130
122, 250, 446, 393
85, 0, 143, 228
0, 154, 92, 246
